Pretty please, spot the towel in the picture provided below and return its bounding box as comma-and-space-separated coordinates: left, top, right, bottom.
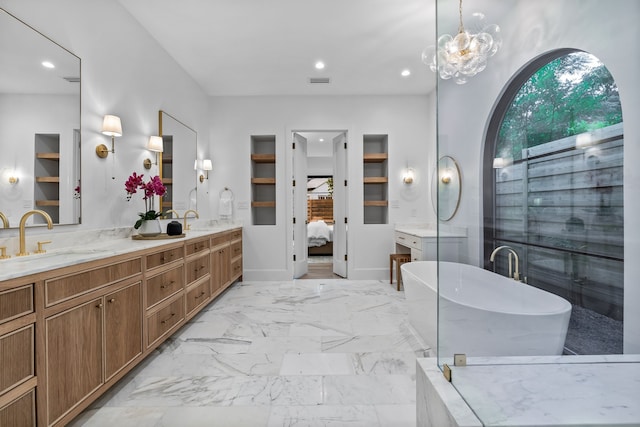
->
219, 197, 232, 216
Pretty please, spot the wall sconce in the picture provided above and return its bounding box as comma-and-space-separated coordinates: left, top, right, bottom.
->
441, 169, 453, 184
143, 136, 163, 169
8, 175, 19, 185
402, 168, 415, 184
96, 114, 122, 158
200, 159, 212, 183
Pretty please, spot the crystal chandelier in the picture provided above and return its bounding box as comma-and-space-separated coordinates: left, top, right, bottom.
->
423, 0, 501, 84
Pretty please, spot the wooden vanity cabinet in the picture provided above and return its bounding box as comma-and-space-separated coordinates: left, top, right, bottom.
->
0, 282, 36, 427
0, 227, 243, 427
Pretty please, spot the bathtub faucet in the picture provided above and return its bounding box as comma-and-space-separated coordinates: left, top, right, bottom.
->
489, 245, 521, 281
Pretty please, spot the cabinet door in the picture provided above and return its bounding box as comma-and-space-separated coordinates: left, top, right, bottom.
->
105, 282, 142, 381
212, 244, 230, 292
46, 299, 103, 425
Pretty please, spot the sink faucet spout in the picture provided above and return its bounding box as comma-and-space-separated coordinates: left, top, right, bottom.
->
489, 245, 520, 281
18, 210, 53, 256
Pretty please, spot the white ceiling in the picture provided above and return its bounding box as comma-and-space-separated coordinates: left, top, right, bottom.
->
119, 0, 436, 96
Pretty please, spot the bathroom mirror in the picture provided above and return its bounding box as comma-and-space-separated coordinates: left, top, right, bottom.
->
0, 8, 81, 228
158, 110, 197, 215
431, 155, 461, 221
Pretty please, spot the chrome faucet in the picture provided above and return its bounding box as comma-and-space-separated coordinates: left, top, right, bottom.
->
489, 245, 521, 281
18, 210, 53, 256
0, 211, 9, 228
183, 209, 199, 231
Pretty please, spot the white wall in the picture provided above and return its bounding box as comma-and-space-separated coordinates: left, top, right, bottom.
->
0, 0, 210, 236
209, 95, 435, 280
435, 0, 640, 352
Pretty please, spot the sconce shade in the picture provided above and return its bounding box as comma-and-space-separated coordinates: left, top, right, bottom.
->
202, 159, 213, 171
147, 136, 163, 152
101, 115, 122, 137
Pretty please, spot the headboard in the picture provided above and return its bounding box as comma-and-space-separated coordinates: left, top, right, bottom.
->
307, 197, 333, 223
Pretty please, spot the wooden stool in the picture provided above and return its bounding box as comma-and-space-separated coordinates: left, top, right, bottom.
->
389, 253, 411, 291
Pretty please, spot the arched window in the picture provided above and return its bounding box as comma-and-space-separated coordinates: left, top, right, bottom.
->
483, 50, 623, 355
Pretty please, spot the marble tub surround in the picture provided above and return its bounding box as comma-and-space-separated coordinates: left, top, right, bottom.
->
417, 355, 640, 427
0, 224, 240, 281
70, 279, 427, 426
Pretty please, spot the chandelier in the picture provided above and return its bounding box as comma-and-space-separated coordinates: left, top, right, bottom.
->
423, 0, 501, 84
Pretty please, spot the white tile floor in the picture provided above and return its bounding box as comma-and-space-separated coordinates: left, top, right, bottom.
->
70, 279, 428, 426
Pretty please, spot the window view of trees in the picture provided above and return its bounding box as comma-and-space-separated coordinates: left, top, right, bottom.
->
496, 52, 622, 162
488, 50, 624, 354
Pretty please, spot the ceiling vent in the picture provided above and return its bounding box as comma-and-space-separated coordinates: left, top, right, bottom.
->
63, 76, 80, 83
309, 77, 331, 84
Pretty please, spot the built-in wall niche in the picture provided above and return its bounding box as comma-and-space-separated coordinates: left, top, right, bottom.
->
161, 137, 173, 211
363, 134, 388, 224
250, 135, 276, 225
34, 133, 60, 223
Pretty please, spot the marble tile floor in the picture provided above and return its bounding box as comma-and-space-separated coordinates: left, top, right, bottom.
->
70, 279, 429, 427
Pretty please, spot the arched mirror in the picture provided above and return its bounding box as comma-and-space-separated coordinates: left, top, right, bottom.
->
0, 8, 81, 228
431, 155, 461, 221
158, 111, 197, 215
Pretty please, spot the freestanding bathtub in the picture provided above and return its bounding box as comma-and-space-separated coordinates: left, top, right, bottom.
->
401, 261, 572, 357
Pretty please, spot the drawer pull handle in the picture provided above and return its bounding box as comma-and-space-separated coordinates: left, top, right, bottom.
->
109, 298, 115, 303
398, 236, 405, 240
160, 280, 175, 289
161, 313, 176, 324
96, 303, 103, 308
160, 256, 165, 262
195, 291, 206, 299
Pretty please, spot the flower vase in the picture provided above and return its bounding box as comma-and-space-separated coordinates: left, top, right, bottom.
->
138, 219, 162, 237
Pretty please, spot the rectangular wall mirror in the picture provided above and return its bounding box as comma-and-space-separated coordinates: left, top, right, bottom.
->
0, 8, 81, 228
158, 110, 198, 216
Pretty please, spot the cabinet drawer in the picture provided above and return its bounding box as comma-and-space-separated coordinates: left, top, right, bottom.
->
229, 229, 242, 241
230, 241, 242, 259
146, 246, 183, 270
186, 281, 210, 315
0, 389, 35, 427
147, 295, 184, 346
231, 258, 242, 279
0, 325, 34, 395
0, 286, 33, 325
395, 231, 422, 251
186, 254, 210, 285
186, 239, 210, 257
45, 258, 142, 306
411, 248, 423, 262
211, 233, 228, 247
146, 265, 184, 309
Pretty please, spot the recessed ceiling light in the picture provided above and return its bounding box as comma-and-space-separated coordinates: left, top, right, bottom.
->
319, 138, 325, 142
401, 69, 411, 77
315, 61, 325, 70
42, 61, 55, 69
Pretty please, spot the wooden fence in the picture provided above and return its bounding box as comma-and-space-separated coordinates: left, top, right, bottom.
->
494, 123, 624, 320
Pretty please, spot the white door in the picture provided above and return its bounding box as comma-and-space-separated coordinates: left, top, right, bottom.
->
293, 132, 308, 278
333, 132, 348, 277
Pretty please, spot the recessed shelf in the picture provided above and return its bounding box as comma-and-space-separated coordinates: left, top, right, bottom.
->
36, 200, 60, 207
251, 177, 276, 185
251, 201, 276, 208
36, 176, 60, 183
363, 153, 388, 163
251, 154, 276, 163
363, 177, 388, 184
364, 200, 388, 207
36, 152, 60, 160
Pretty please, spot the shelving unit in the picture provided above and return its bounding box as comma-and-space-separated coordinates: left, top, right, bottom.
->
161, 139, 173, 211
34, 134, 60, 223
363, 134, 388, 224
251, 135, 276, 225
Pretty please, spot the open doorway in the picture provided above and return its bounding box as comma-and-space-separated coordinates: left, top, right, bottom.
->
292, 130, 348, 279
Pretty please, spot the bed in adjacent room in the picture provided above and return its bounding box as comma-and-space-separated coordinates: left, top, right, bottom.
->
307, 219, 333, 255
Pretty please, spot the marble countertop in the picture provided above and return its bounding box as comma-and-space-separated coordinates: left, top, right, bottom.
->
446, 355, 640, 426
395, 223, 467, 239
0, 223, 241, 282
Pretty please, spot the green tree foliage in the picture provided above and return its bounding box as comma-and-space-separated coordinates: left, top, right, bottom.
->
496, 52, 621, 161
